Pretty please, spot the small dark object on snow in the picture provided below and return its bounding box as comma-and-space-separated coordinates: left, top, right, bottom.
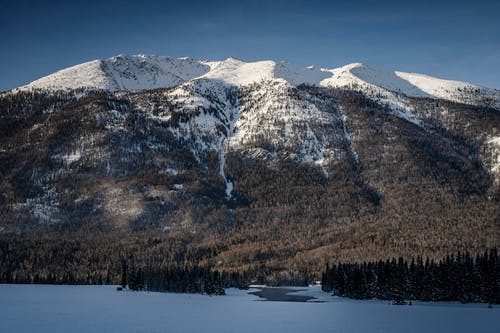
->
392, 298, 407, 305
116, 287, 123, 291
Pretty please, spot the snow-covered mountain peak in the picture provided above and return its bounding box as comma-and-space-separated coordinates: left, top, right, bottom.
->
201, 58, 330, 87
323, 62, 432, 97
199, 58, 273, 85
393, 70, 496, 101
14, 54, 499, 109
322, 62, 499, 108
273, 61, 331, 86
341, 62, 368, 70
18, 55, 335, 92
224, 56, 244, 62
19, 54, 212, 92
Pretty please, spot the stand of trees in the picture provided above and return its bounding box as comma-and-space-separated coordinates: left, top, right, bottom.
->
321, 248, 499, 304
123, 262, 246, 295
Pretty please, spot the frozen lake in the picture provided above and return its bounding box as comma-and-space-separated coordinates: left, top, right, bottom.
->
0, 284, 498, 333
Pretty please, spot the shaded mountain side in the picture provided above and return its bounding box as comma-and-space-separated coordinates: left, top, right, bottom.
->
0, 87, 498, 283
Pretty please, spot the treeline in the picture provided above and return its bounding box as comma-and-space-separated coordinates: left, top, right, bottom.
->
0, 269, 112, 285
321, 248, 499, 304
123, 263, 246, 295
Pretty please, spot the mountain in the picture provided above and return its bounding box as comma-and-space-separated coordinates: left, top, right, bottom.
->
19, 54, 215, 92
18, 55, 500, 107
324, 62, 500, 107
14, 55, 500, 181
1, 55, 499, 283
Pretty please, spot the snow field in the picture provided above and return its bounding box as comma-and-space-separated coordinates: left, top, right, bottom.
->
0, 285, 498, 333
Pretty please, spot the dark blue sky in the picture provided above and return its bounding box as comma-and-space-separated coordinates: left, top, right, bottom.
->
1, 0, 499, 91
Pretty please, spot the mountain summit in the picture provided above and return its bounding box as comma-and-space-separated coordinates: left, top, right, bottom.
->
21, 54, 213, 92
16, 54, 499, 109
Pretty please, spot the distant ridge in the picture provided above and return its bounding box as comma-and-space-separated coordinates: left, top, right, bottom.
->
14, 54, 500, 109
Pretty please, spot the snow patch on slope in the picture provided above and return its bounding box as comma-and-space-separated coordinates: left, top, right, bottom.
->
487, 136, 500, 183
230, 80, 346, 175
159, 79, 239, 198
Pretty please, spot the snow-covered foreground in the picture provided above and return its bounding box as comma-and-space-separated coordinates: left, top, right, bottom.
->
0, 285, 498, 333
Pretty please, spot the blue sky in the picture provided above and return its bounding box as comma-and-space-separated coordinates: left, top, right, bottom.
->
1, 0, 499, 91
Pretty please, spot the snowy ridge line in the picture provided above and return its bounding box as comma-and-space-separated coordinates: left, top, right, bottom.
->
17, 54, 216, 92
14, 54, 499, 110
321, 62, 500, 109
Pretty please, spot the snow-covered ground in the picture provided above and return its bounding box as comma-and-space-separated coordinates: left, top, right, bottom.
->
0, 285, 498, 333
